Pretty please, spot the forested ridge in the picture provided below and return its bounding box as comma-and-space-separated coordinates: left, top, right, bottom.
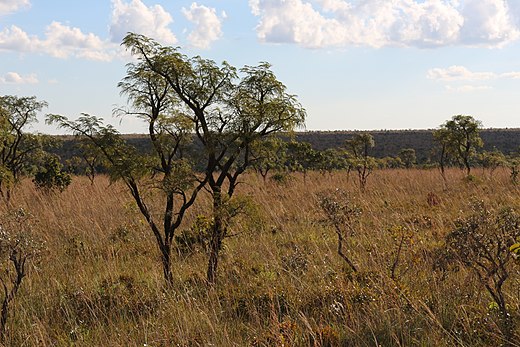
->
51, 128, 520, 164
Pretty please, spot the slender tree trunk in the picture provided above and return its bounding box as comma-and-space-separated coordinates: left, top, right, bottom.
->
207, 187, 224, 285
0, 288, 9, 341
161, 243, 173, 285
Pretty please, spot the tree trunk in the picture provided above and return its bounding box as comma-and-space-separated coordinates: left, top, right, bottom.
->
160, 242, 173, 285
207, 188, 224, 285
464, 158, 471, 176
0, 291, 9, 342
206, 236, 221, 285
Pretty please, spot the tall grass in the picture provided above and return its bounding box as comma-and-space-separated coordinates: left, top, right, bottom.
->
0, 168, 518, 346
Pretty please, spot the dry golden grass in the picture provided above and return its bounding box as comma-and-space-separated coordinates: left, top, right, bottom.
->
0, 168, 519, 346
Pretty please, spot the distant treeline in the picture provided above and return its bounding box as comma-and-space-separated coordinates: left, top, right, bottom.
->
295, 129, 520, 163
51, 128, 520, 165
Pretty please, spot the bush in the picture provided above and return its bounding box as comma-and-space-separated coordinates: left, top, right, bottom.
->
33, 155, 71, 192
445, 202, 520, 344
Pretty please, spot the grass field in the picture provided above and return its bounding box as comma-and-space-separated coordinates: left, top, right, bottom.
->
0, 168, 519, 346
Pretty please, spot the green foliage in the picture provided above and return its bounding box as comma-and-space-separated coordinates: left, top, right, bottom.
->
285, 141, 319, 175
434, 115, 483, 176
506, 154, 520, 185
0, 95, 48, 197
445, 202, 520, 342
315, 148, 350, 174
345, 133, 376, 191
0, 208, 43, 340
317, 188, 361, 273
478, 149, 507, 174
251, 136, 287, 180
48, 33, 306, 284
33, 154, 72, 192
175, 215, 212, 256
46, 114, 150, 183
121, 33, 306, 284
398, 148, 416, 168
269, 171, 293, 185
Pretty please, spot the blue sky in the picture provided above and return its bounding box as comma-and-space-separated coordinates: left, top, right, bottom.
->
1, 0, 520, 133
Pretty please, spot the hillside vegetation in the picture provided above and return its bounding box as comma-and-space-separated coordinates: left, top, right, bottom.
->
0, 168, 519, 346
50, 128, 520, 165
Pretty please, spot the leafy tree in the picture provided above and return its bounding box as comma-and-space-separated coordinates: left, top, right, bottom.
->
432, 127, 452, 182
435, 115, 483, 176
478, 149, 507, 176
250, 136, 287, 182
345, 133, 376, 192
47, 53, 204, 286
285, 141, 319, 181
76, 140, 106, 185
0, 96, 48, 199
315, 148, 349, 175
318, 189, 360, 273
508, 155, 520, 185
32, 154, 72, 192
379, 156, 403, 169
0, 209, 43, 341
398, 148, 416, 168
110, 33, 305, 285
446, 203, 520, 344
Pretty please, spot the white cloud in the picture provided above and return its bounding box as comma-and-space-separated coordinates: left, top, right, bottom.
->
0, 0, 30, 16
249, 0, 520, 49
0, 23, 118, 61
459, 0, 519, 47
109, 0, 176, 45
429, 65, 520, 92
501, 71, 520, 79
182, 2, 224, 49
445, 85, 492, 92
0, 0, 180, 61
428, 65, 520, 81
0, 72, 38, 84
44, 22, 114, 61
506, 0, 520, 27
427, 65, 496, 81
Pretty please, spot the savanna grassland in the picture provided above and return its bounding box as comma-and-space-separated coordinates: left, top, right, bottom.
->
1, 168, 519, 346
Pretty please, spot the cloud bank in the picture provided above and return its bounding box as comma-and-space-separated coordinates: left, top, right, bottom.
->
0, 22, 116, 61
249, 0, 520, 48
0, 0, 30, 16
182, 3, 224, 49
0, 0, 229, 60
428, 65, 520, 81
109, 0, 177, 45
0, 0, 180, 61
0, 71, 38, 84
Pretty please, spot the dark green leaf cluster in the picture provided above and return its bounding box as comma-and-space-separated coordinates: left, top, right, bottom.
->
32, 154, 72, 192
447, 203, 520, 268
0, 95, 49, 196
434, 115, 483, 175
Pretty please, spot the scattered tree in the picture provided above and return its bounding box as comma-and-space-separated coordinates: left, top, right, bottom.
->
318, 189, 360, 273
478, 149, 507, 176
0, 209, 42, 341
285, 141, 319, 182
32, 153, 72, 192
345, 133, 376, 192
250, 136, 287, 182
508, 155, 520, 185
435, 115, 483, 177
315, 148, 349, 175
0, 96, 48, 200
47, 53, 205, 286
446, 203, 520, 344
119, 33, 306, 285
398, 148, 416, 168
